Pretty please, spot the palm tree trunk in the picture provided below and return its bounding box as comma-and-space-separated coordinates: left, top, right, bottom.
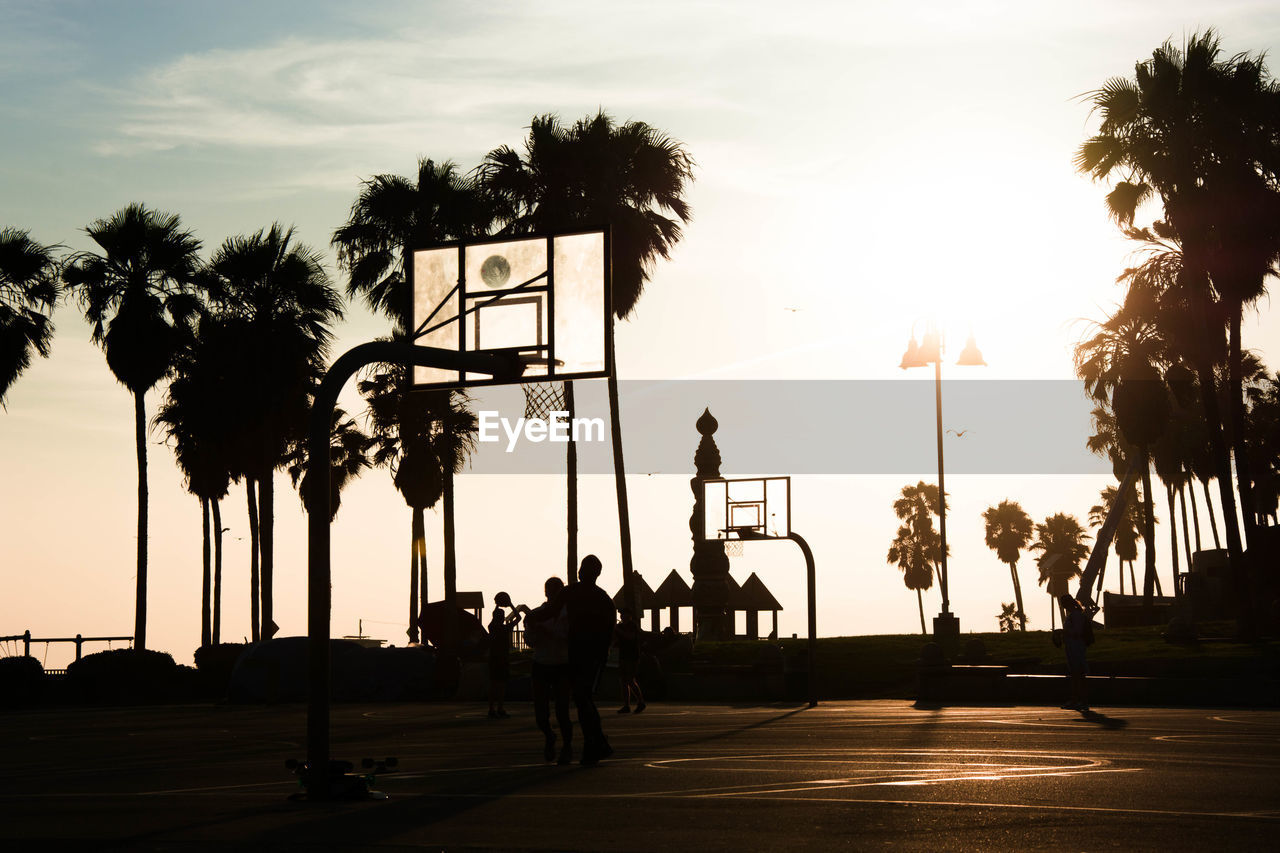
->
1140, 452, 1157, 609
1118, 554, 1124, 595
246, 477, 260, 643
1163, 484, 1179, 598
1009, 562, 1026, 631
408, 510, 420, 644
417, 515, 428, 624
1178, 483, 1192, 597
916, 588, 925, 635
1050, 597, 1055, 631
212, 497, 223, 645
443, 467, 457, 650
1128, 560, 1137, 596
133, 390, 148, 650
1228, 308, 1261, 631
1192, 357, 1252, 637
1188, 479, 1202, 552
259, 473, 275, 640
607, 367, 636, 614
201, 496, 211, 648
565, 381, 578, 585
1202, 479, 1221, 548
1229, 309, 1260, 542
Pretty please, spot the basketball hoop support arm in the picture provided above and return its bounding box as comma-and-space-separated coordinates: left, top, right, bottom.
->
304, 341, 523, 800
788, 532, 818, 709
740, 528, 818, 708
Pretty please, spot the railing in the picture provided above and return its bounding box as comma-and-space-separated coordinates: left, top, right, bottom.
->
0, 631, 133, 662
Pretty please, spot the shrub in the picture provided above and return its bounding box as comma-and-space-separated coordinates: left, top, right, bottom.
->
0, 655, 44, 705
66, 648, 183, 703
193, 643, 249, 700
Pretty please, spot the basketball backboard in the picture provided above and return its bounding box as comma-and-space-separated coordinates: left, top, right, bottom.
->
703, 476, 791, 541
408, 229, 611, 389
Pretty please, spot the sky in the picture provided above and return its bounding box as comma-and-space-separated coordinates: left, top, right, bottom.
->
2, 0, 1279, 667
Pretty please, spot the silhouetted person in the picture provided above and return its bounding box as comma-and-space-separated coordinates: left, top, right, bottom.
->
487, 599, 525, 718
614, 607, 645, 714
564, 554, 616, 764
1059, 594, 1092, 711
525, 576, 573, 763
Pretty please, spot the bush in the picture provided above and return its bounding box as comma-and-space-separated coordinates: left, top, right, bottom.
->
193, 643, 249, 700
66, 648, 188, 703
0, 655, 44, 705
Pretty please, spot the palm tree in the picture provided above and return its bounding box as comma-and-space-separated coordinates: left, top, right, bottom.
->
982, 500, 1033, 630
360, 368, 476, 645
285, 404, 372, 521
1076, 31, 1280, 631
887, 521, 936, 636
0, 228, 60, 406
204, 224, 342, 641
481, 111, 695, 612
1244, 371, 1280, 525
63, 203, 202, 650
1088, 485, 1144, 596
996, 603, 1021, 633
156, 312, 239, 648
1030, 513, 1091, 629
331, 159, 492, 322
361, 365, 433, 643
887, 482, 945, 634
333, 160, 491, 634
431, 390, 480, 636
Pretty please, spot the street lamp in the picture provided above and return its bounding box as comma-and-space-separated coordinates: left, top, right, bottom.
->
899, 323, 985, 644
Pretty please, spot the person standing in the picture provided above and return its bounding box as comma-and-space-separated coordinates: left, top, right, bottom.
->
563, 555, 616, 765
1058, 594, 1092, 712
487, 597, 526, 718
614, 607, 646, 714
525, 576, 574, 763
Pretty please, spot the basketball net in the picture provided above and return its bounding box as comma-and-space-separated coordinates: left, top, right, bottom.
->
724, 540, 743, 558
523, 381, 567, 420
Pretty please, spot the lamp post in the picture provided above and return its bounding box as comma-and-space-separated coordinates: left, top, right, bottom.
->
899, 324, 985, 645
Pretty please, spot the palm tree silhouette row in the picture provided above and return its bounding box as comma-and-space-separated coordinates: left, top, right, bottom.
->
1077, 30, 1280, 634
201, 224, 344, 642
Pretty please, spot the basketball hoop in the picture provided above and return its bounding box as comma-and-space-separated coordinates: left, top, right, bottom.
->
523, 381, 567, 420
724, 540, 743, 558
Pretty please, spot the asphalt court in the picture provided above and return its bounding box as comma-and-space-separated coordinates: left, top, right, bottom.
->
2, 701, 1278, 850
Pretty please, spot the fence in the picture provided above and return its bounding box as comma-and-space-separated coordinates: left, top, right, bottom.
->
0, 631, 133, 663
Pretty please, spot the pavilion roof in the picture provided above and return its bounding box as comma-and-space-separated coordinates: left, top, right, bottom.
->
652, 570, 692, 607
738, 572, 782, 611
613, 573, 656, 609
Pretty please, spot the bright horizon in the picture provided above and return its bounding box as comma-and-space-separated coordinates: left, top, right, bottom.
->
2, 1, 1278, 668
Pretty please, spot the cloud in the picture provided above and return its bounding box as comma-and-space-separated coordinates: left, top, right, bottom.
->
92, 17, 741, 160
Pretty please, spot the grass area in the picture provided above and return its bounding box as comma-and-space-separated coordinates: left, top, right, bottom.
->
687, 622, 1280, 698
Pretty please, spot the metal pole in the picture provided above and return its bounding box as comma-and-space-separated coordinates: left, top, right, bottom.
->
304, 342, 520, 799
788, 532, 817, 708
934, 358, 949, 614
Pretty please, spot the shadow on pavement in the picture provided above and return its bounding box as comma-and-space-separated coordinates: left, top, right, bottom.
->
1079, 709, 1129, 729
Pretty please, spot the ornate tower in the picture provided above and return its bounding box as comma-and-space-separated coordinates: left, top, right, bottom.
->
689, 408, 731, 640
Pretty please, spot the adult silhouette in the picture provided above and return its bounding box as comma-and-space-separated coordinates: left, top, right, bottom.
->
563, 554, 616, 765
